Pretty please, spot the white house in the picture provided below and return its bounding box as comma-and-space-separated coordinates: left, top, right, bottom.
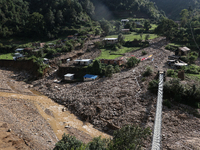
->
103, 38, 118, 44
121, 19, 129, 26
15, 48, 24, 52
74, 59, 93, 66
121, 29, 130, 33
64, 74, 74, 80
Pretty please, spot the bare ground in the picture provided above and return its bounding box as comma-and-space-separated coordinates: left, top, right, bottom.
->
32, 37, 200, 149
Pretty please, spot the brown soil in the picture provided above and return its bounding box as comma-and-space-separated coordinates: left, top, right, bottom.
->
0, 68, 110, 149
32, 37, 200, 149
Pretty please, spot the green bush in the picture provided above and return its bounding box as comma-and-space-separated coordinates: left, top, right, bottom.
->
126, 57, 140, 68
88, 136, 109, 150
141, 77, 146, 82
105, 65, 115, 77
148, 80, 158, 94
182, 65, 200, 74
167, 69, 177, 77
188, 51, 199, 64
163, 99, 171, 108
164, 78, 200, 107
54, 134, 83, 150
143, 66, 153, 77
109, 125, 151, 150
142, 50, 147, 56
180, 56, 188, 63
114, 65, 121, 73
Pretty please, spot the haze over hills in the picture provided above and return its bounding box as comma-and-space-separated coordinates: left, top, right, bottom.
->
150, 0, 200, 20
0, 0, 163, 38
91, 0, 164, 20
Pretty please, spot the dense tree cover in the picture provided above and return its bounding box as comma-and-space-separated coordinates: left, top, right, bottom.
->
150, 0, 200, 20
91, 0, 164, 20
0, 0, 94, 38
54, 125, 151, 150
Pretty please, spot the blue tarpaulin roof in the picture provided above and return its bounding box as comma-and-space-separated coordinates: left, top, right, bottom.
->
84, 74, 98, 79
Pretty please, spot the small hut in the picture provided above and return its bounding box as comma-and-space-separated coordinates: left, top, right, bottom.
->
64, 74, 74, 80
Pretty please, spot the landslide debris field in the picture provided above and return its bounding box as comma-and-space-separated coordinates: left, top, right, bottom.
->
32, 37, 200, 149
1, 37, 200, 149
0, 69, 110, 150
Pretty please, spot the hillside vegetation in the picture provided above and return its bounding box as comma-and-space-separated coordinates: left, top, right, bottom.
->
91, 0, 164, 20
0, 0, 163, 39
150, 0, 200, 20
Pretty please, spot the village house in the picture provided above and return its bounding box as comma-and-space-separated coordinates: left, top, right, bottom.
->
32, 43, 46, 48
121, 29, 130, 33
100, 59, 124, 66
67, 35, 74, 40
121, 19, 129, 26
84, 74, 98, 81
103, 38, 118, 45
176, 47, 191, 56
64, 74, 74, 81
74, 59, 93, 66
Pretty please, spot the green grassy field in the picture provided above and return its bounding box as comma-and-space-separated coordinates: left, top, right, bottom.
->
97, 46, 140, 59
0, 53, 13, 60
150, 24, 158, 31
106, 32, 158, 42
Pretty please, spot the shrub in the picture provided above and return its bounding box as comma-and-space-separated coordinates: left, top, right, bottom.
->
109, 125, 151, 150
182, 65, 200, 74
167, 69, 177, 77
88, 136, 109, 150
148, 80, 158, 94
142, 50, 147, 56
141, 77, 146, 82
188, 51, 198, 64
126, 57, 140, 68
105, 65, 115, 77
143, 66, 153, 77
163, 99, 171, 108
114, 65, 121, 73
118, 33, 125, 44
180, 56, 188, 63
54, 134, 83, 150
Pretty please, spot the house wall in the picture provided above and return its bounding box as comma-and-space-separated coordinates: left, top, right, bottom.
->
106, 40, 118, 44
100, 59, 124, 65
58, 66, 87, 78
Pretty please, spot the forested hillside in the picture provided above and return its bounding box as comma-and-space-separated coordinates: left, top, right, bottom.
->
0, 0, 94, 38
150, 0, 200, 20
91, 0, 164, 20
0, 0, 163, 38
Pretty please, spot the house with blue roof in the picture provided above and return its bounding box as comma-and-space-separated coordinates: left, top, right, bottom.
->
84, 74, 98, 81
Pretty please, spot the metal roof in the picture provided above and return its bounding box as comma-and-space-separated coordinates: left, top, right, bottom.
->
179, 47, 190, 52
16, 48, 24, 51
64, 74, 74, 77
84, 74, 98, 79
103, 38, 118, 41
74, 59, 92, 62
121, 19, 129, 22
